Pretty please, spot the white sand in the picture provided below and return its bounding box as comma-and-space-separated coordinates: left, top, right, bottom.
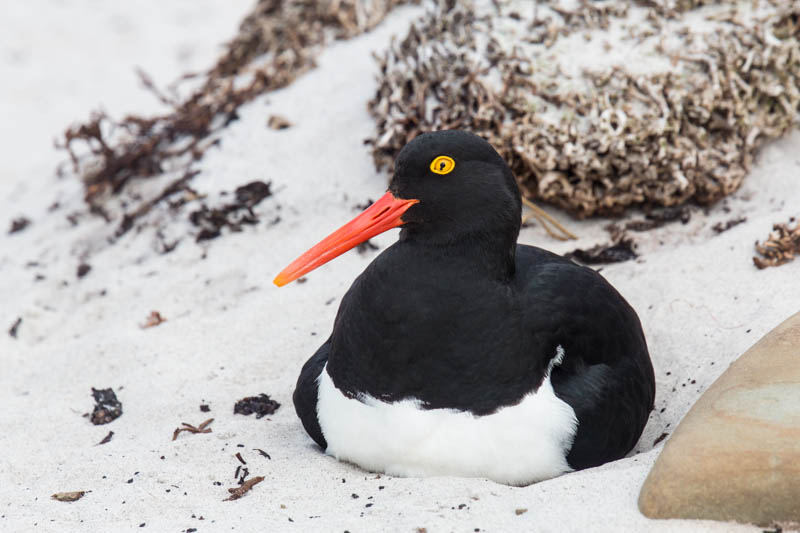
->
1, 2, 799, 532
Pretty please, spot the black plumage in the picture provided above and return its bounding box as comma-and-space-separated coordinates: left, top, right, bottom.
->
288, 130, 655, 473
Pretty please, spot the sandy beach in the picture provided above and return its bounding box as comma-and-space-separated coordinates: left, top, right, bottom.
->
1, 2, 799, 531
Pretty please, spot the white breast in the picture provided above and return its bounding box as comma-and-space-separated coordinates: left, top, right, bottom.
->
315, 349, 578, 486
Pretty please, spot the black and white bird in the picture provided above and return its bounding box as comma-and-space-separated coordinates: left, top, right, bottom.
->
274, 130, 655, 485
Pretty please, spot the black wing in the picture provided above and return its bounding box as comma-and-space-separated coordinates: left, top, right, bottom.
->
516, 244, 656, 470
292, 338, 330, 449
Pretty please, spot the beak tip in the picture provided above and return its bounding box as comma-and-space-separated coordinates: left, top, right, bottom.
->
272, 192, 418, 288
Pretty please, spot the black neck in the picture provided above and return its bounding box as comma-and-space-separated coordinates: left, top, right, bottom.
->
399, 231, 518, 282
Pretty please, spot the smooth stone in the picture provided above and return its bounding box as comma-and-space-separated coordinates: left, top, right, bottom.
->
639, 311, 800, 526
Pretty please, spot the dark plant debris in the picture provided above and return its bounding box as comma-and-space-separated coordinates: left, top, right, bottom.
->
619, 206, 693, 232
88, 387, 123, 425
712, 216, 747, 234
9, 216, 31, 234
59, 0, 413, 239
155, 230, 180, 254
115, 169, 200, 239
97, 431, 114, 445
653, 432, 669, 446
141, 310, 167, 329
189, 181, 273, 241
254, 448, 271, 460
621, 220, 662, 232
753, 218, 800, 269
51, 491, 87, 502
645, 206, 692, 225
234, 462, 250, 485
565, 236, 638, 265
172, 418, 214, 441
224, 475, 264, 501
200, 404, 210, 413
76, 263, 92, 279
234, 393, 280, 419
8, 317, 22, 339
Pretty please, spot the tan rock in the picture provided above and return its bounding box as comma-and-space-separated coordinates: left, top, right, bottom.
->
639, 311, 800, 526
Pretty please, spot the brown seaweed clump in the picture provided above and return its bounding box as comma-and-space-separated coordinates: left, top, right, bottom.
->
60, 0, 413, 237
367, 0, 800, 218
753, 218, 800, 269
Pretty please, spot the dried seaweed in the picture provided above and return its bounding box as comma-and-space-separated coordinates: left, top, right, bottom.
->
528, 1, 630, 47
88, 388, 123, 425
97, 431, 114, 445
60, 0, 413, 236
76, 263, 91, 279
712, 216, 746, 233
254, 448, 271, 459
8, 216, 31, 234
224, 476, 264, 501
234, 393, 280, 419
565, 235, 638, 265
141, 310, 167, 329
753, 218, 800, 269
8, 317, 22, 339
172, 418, 214, 440
367, 0, 800, 218
622, 206, 692, 231
653, 432, 669, 446
189, 181, 273, 241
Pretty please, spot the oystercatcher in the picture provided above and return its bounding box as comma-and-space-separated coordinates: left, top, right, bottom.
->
275, 130, 655, 485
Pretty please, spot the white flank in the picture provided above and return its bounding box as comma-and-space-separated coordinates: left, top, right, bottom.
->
316, 349, 578, 486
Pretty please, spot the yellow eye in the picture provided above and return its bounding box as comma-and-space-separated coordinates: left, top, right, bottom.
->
430, 155, 455, 175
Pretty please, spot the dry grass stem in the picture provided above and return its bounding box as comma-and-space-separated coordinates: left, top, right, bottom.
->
521, 197, 577, 240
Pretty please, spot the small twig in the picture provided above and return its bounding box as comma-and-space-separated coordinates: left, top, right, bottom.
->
115, 169, 200, 238
521, 197, 577, 240
253, 448, 271, 460
136, 68, 178, 108
8, 317, 22, 338
523, 209, 567, 240
224, 476, 264, 501
97, 431, 114, 445
172, 418, 214, 441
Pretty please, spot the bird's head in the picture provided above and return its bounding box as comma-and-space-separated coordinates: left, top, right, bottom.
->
274, 130, 521, 287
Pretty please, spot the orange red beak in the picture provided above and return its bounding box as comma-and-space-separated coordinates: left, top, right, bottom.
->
273, 191, 419, 287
